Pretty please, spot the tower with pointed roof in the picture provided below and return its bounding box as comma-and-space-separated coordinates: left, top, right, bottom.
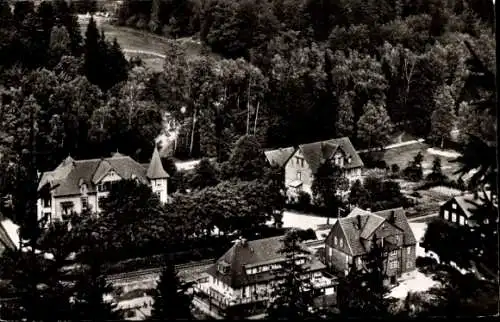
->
147, 145, 169, 203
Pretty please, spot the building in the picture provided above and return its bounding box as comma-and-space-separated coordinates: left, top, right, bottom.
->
37, 147, 169, 224
265, 138, 363, 200
439, 192, 498, 228
324, 207, 417, 285
0, 215, 19, 256
264, 147, 296, 168
193, 236, 336, 319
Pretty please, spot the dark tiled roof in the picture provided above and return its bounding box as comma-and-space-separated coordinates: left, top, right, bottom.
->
326, 207, 416, 256
298, 137, 363, 174
453, 195, 483, 218
374, 207, 417, 246
264, 147, 296, 167
206, 236, 325, 288
39, 153, 152, 197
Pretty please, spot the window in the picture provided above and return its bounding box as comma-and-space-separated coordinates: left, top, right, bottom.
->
334, 236, 338, 245
43, 197, 51, 208
328, 246, 333, 256
395, 235, 400, 244
407, 247, 411, 255
406, 261, 412, 269
459, 216, 465, 226
98, 197, 105, 208
81, 197, 89, 210
389, 261, 399, 269
156, 181, 162, 187
465, 219, 468, 226
390, 250, 397, 257
261, 266, 269, 272
452, 213, 457, 223
444, 210, 449, 220
340, 238, 344, 247
296, 171, 301, 180
452, 203, 457, 209
60, 201, 74, 215
301, 159, 304, 167
217, 262, 230, 275
356, 257, 362, 266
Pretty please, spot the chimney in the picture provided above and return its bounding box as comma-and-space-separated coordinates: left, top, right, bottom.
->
389, 210, 396, 223
241, 238, 248, 247
357, 215, 362, 230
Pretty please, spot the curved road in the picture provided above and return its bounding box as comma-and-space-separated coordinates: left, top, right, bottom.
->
122, 49, 166, 59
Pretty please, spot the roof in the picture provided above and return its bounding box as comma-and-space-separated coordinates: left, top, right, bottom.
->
206, 236, 325, 288
37, 152, 157, 197
297, 137, 363, 174
146, 146, 169, 179
0, 218, 19, 255
326, 207, 416, 256
288, 180, 303, 188
452, 194, 484, 218
264, 147, 296, 167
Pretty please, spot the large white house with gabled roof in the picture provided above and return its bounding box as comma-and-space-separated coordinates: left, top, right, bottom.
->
265, 137, 364, 200
37, 147, 169, 224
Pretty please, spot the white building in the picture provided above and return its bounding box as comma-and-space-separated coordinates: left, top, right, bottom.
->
37, 147, 169, 224
265, 137, 364, 200
193, 236, 336, 318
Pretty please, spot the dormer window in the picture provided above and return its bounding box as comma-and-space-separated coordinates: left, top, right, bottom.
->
217, 261, 230, 275
79, 179, 88, 195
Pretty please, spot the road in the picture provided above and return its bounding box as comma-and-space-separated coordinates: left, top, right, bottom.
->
123, 49, 166, 59
409, 212, 439, 222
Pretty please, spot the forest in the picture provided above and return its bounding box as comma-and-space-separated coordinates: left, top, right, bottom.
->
115, 0, 496, 160
0, 0, 496, 319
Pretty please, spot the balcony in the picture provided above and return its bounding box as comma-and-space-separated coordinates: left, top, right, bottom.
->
193, 284, 271, 318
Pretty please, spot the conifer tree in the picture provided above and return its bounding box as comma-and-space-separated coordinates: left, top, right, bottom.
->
266, 229, 317, 319
150, 261, 193, 320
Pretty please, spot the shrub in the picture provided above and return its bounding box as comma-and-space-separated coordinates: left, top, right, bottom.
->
125, 15, 138, 27
416, 256, 438, 269
136, 17, 148, 30
296, 228, 317, 241
297, 191, 311, 210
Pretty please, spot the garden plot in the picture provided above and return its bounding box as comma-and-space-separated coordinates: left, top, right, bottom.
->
380, 142, 461, 179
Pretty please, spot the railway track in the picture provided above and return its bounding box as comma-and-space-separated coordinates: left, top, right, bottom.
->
106, 258, 215, 283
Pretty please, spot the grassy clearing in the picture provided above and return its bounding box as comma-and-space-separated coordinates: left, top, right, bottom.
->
78, 16, 216, 72
380, 142, 461, 179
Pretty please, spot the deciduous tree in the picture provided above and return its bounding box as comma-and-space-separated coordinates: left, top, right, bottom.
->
312, 162, 349, 221
357, 101, 393, 150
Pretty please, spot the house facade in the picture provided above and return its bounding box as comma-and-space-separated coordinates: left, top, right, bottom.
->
265, 138, 363, 200
324, 207, 417, 285
193, 236, 337, 318
440, 192, 498, 228
37, 147, 169, 224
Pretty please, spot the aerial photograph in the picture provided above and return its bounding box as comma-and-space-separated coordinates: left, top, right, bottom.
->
0, 0, 497, 320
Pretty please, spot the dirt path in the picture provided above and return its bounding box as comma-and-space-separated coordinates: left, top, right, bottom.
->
123, 49, 166, 59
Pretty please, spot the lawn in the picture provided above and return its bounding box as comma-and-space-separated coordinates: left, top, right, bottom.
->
77, 15, 216, 72
371, 142, 462, 179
